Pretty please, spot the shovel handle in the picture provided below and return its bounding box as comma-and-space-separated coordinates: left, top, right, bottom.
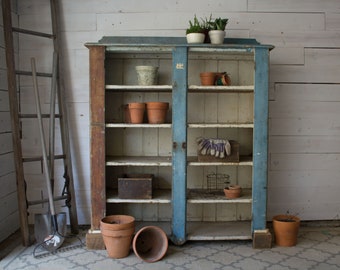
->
31, 58, 56, 217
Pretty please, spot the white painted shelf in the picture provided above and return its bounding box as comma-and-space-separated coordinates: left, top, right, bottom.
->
105, 123, 172, 128
187, 221, 252, 241
106, 156, 172, 166
106, 189, 171, 203
187, 189, 252, 203
106, 188, 252, 204
106, 156, 253, 166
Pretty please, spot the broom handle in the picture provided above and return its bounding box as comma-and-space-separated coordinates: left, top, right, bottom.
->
31, 58, 57, 218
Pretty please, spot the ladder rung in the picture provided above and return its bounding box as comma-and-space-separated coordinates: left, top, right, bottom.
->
12, 27, 55, 39
16, 70, 53, 77
22, 154, 66, 163
28, 195, 68, 206
20, 114, 61, 119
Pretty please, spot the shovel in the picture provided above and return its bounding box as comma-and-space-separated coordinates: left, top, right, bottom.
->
31, 57, 65, 251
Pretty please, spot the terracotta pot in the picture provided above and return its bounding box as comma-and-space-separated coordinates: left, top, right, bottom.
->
128, 102, 145, 124
100, 215, 135, 259
101, 215, 135, 231
224, 185, 242, 199
146, 102, 169, 124
101, 227, 135, 258
133, 226, 168, 263
200, 72, 216, 86
273, 214, 300, 247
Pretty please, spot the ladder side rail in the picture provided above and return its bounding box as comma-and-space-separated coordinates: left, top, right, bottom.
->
2, 0, 31, 246
50, 0, 79, 234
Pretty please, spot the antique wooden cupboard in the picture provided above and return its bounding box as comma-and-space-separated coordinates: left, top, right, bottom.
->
85, 36, 273, 248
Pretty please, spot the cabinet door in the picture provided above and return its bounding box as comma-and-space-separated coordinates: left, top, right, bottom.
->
185, 47, 256, 240
105, 48, 174, 234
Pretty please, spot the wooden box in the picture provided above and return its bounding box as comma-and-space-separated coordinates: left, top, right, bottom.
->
118, 174, 153, 199
197, 140, 240, 162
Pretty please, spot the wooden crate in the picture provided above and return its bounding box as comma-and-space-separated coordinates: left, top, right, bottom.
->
118, 174, 153, 199
197, 140, 239, 162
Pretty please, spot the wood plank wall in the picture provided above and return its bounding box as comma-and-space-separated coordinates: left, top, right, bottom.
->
1, 0, 339, 240
0, 0, 20, 242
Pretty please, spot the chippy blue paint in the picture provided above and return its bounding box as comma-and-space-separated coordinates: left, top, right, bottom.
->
252, 47, 270, 232
171, 46, 188, 245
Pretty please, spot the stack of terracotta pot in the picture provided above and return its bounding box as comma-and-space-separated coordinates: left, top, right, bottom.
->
100, 215, 168, 262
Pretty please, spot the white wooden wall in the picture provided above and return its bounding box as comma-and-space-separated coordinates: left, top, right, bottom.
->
1, 0, 340, 240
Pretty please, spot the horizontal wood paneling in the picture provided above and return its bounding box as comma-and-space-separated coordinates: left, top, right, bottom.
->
3, 0, 338, 227
248, 0, 340, 12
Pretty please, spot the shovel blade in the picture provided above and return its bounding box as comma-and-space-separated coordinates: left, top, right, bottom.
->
35, 212, 67, 251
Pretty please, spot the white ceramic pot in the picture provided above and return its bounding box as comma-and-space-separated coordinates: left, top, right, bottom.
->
186, 33, 205, 44
135, 66, 158, 85
209, 30, 226, 45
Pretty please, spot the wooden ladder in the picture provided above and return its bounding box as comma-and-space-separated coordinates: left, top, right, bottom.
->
2, 0, 79, 246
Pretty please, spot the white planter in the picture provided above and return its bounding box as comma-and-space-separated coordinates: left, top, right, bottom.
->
208, 30, 226, 45
135, 66, 158, 85
186, 33, 205, 44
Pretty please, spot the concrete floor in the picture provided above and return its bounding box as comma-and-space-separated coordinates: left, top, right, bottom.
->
1, 225, 340, 270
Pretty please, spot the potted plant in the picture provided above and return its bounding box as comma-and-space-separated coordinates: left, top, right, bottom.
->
186, 15, 205, 44
272, 213, 300, 247
201, 14, 214, 43
208, 17, 229, 45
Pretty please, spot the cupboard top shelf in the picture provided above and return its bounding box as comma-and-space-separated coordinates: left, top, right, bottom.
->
85, 36, 274, 51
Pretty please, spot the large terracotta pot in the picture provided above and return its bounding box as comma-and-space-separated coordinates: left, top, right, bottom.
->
272, 214, 300, 247
100, 215, 135, 258
146, 102, 169, 124
133, 226, 168, 263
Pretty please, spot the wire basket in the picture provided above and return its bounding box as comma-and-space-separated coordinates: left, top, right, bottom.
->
206, 173, 230, 192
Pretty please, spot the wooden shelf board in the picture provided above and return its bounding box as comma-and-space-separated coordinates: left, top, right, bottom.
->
106, 123, 171, 128
188, 123, 254, 128
106, 85, 172, 91
189, 85, 254, 93
187, 155, 253, 166
187, 221, 252, 241
106, 156, 253, 166
106, 189, 171, 203
105, 84, 254, 93
106, 156, 172, 166
187, 189, 252, 203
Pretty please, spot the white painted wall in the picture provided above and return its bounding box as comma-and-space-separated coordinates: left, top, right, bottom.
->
1, 0, 340, 240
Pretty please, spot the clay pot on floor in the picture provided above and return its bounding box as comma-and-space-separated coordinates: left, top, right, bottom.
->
146, 102, 169, 124
133, 226, 168, 263
100, 215, 135, 258
200, 72, 216, 86
128, 102, 145, 124
273, 214, 300, 247
224, 185, 242, 199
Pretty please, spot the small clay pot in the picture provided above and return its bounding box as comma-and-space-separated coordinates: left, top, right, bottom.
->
224, 185, 242, 199
128, 102, 145, 124
146, 102, 169, 124
200, 72, 216, 86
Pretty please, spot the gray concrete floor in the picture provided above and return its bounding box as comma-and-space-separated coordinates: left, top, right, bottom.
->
1, 225, 340, 270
